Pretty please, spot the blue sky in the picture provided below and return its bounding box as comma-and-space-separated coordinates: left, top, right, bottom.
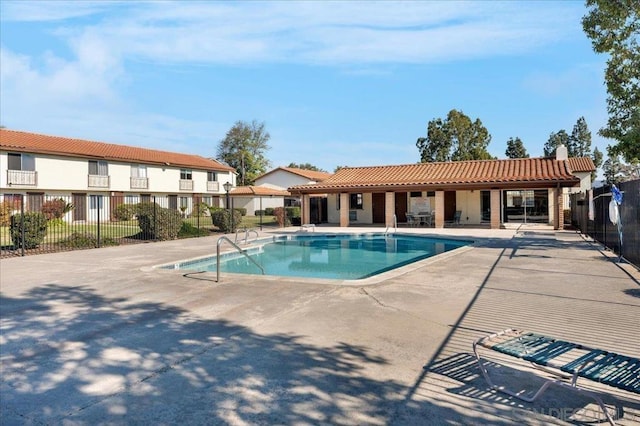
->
1, 1, 609, 173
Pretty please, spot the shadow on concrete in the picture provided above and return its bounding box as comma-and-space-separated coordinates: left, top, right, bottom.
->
393, 234, 640, 425
1, 283, 505, 425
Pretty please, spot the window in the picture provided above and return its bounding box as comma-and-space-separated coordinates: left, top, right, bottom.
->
131, 164, 147, 177
180, 169, 192, 180
207, 171, 217, 182
350, 193, 363, 210
90, 195, 103, 209
336, 194, 363, 210
180, 197, 188, 208
410, 191, 422, 198
426, 191, 435, 197
202, 196, 212, 206
8, 153, 35, 171
89, 160, 108, 176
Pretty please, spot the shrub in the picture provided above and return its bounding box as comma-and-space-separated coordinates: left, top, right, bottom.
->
255, 210, 265, 216
285, 206, 301, 219
135, 202, 162, 217
178, 222, 210, 238
59, 232, 119, 249
42, 198, 73, 221
264, 207, 275, 216
10, 212, 48, 249
273, 207, 290, 227
211, 209, 242, 233
136, 206, 182, 240
194, 202, 210, 216
0, 201, 17, 226
234, 207, 247, 216
114, 204, 137, 221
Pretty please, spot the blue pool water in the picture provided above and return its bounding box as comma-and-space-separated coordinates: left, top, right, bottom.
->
166, 234, 472, 280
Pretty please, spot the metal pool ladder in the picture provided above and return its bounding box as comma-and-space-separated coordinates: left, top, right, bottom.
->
216, 236, 264, 282
235, 227, 260, 244
385, 214, 397, 236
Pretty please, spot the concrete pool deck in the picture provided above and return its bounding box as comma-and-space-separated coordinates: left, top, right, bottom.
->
1, 225, 639, 425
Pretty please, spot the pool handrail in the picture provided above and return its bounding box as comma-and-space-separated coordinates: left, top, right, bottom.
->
235, 227, 260, 245
385, 214, 397, 236
216, 236, 265, 282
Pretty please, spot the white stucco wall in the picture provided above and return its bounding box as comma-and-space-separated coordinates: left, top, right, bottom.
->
456, 190, 482, 225
255, 170, 314, 189
0, 151, 235, 196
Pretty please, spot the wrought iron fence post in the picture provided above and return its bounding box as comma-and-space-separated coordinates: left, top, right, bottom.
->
97, 196, 101, 248
20, 194, 25, 257
153, 196, 158, 241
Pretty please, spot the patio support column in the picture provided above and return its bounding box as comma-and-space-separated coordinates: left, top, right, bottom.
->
340, 193, 349, 227
302, 194, 311, 225
554, 186, 563, 230
490, 189, 501, 229
385, 192, 395, 227
434, 191, 444, 228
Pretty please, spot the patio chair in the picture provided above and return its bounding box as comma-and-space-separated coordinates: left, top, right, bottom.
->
453, 210, 461, 226
406, 213, 419, 227
473, 328, 640, 426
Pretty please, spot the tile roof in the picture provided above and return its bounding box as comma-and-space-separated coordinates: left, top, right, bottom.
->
258, 167, 332, 182
289, 158, 581, 193
567, 157, 596, 173
0, 129, 235, 172
230, 186, 290, 196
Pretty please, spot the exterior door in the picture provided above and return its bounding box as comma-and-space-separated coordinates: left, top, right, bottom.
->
394, 192, 407, 222
73, 193, 87, 221
445, 191, 456, 221
372, 193, 386, 224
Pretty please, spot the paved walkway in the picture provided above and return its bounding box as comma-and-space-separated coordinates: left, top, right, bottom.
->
1, 226, 639, 425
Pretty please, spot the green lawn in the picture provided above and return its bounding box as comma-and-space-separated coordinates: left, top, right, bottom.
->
1, 215, 281, 247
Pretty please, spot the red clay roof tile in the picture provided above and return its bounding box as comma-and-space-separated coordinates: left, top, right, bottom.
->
290, 158, 581, 192
0, 129, 234, 172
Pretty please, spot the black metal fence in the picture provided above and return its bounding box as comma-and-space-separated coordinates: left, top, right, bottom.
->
0, 194, 241, 258
570, 179, 639, 268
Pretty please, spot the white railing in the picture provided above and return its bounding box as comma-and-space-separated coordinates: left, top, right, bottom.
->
7, 170, 37, 186
207, 181, 220, 192
88, 175, 110, 188
130, 177, 149, 189
179, 179, 194, 191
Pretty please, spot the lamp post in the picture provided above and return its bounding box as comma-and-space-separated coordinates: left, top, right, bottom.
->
223, 181, 232, 233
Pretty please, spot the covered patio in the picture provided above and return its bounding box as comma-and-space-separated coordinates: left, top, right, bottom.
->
290, 155, 595, 230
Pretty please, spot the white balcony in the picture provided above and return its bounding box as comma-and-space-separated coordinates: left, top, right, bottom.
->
88, 175, 110, 188
130, 177, 149, 189
207, 181, 220, 192
179, 179, 193, 191
7, 170, 37, 186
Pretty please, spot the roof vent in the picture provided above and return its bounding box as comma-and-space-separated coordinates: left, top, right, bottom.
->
556, 144, 568, 161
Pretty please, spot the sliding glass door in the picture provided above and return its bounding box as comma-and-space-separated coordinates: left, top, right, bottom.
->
503, 190, 549, 223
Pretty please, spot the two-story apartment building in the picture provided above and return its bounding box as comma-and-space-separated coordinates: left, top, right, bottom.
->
0, 129, 236, 222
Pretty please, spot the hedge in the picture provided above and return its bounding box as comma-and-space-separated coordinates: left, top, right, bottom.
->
10, 212, 48, 249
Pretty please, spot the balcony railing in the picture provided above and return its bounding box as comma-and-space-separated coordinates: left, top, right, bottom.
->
130, 177, 149, 189
179, 179, 193, 191
207, 181, 220, 192
88, 175, 110, 188
7, 170, 37, 186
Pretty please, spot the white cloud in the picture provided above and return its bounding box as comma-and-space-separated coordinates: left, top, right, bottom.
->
2, 1, 584, 66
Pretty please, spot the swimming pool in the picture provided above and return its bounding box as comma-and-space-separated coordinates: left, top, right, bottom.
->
163, 233, 473, 280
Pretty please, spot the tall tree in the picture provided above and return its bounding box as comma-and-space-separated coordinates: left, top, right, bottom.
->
416, 109, 493, 162
287, 162, 327, 172
505, 137, 529, 158
592, 146, 604, 182
569, 116, 593, 157
603, 154, 624, 185
216, 120, 271, 186
582, 0, 640, 162
543, 130, 570, 157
